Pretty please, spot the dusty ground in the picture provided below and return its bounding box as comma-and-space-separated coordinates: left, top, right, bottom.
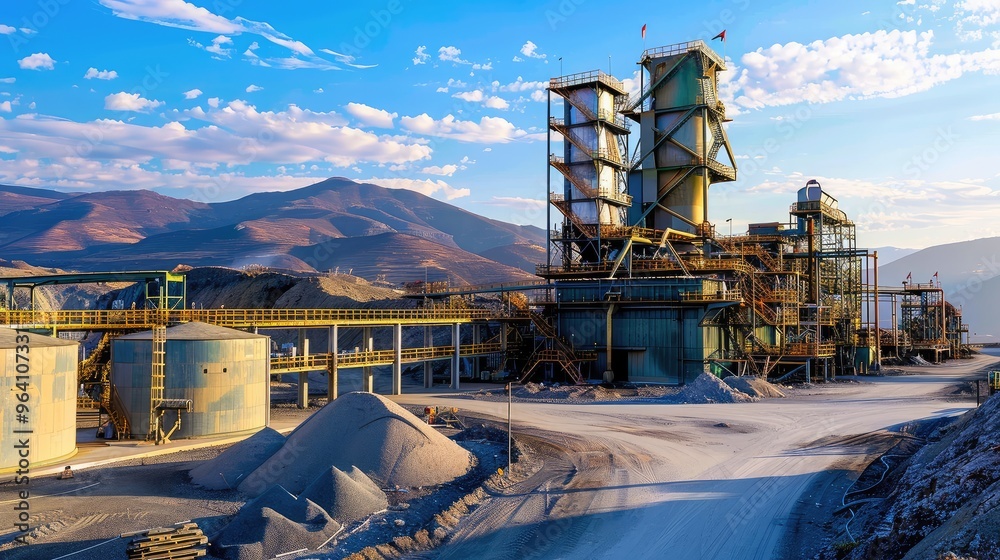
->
390, 354, 998, 560
1, 356, 994, 559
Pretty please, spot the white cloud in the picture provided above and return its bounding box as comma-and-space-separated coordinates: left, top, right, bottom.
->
400, 113, 537, 143
447, 78, 467, 88
313, 87, 324, 93
0, 78, 15, 84
439, 46, 468, 64
183, 88, 203, 99
207, 97, 221, 108
318, 48, 377, 69
104, 92, 165, 111
413, 45, 429, 65
98, 0, 356, 70
499, 77, 546, 92
360, 177, 470, 200
0, 102, 432, 188
19, 28, 36, 35
721, 30, 1000, 112
0, 101, 11, 113
484, 96, 509, 110
17, 53, 56, 71
421, 164, 458, 176
0, 24, 16, 34
519, 40, 547, 60
84, 67, 119, 80
512, 55, 523, 62
472, 61, 493, 71
203, 34, 233, 57
435, 86, 449, 93
453, 90, 484, 102
245, 84, 263, 92
969, 112, 1000, 120
530, 90, 547, 102
345, 102, 397, 128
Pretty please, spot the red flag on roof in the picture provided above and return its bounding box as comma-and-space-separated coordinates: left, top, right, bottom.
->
641, 24, 647, 39
712, 30, 727, 42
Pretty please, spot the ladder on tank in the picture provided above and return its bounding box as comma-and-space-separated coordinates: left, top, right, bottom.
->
149, 325, 166, 442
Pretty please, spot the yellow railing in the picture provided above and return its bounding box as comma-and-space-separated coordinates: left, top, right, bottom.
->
0, 307, 496, 330
270, 342, 505, 373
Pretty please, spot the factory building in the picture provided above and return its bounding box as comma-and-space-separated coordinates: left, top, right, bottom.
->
530, 40, 867, 383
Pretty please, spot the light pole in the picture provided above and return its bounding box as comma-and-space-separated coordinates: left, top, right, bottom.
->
506, 382, 512, 478
559, 57, 563, 76
726, 217, 733, 237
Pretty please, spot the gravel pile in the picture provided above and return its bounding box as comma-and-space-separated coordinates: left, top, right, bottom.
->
240, 392, 473, 495
669, 373, 756, 404
301, 466, 389, 524
189, 427, 286, 490
723, 376, 786, 398
213, 485, 341, 559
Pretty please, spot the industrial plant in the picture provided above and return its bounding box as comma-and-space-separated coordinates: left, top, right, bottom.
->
0, 40, 973, 464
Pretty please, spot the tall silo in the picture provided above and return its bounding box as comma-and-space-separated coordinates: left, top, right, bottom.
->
624, 41, 737, 234
111, 322, 269, 439
0, 328, 78, 470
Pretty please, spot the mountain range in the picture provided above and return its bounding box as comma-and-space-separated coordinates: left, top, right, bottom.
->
0, 178, 545, 285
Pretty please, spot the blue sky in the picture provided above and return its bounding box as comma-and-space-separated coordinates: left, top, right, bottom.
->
1, 0, 999, 249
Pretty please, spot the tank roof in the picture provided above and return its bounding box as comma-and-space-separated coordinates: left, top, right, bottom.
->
116, 321, 265, 341
0, 327, 78, 349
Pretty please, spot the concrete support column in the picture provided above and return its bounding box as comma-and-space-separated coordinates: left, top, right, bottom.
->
424, 326, 433, 388
392, 323, 402, 395
805, 359, 812, 384
363, 327, 373, 393
451, 323, 461, 390
328, 325, 338, 402
297, 330, 309, 409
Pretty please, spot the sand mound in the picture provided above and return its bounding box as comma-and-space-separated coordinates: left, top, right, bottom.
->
301, 466, 388, 523
346, 465, 384, 496
214, 506, 340, 560
189, 427, 286, 490
724, 376, 785, 398
213, 485, 341, 559
239, 392, 473, 495
673, 373, 756, 403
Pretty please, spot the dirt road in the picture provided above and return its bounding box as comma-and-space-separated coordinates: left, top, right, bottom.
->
395, 355, 998, 559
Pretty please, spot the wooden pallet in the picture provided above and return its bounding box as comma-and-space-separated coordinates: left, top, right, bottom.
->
123, 522, 208, 560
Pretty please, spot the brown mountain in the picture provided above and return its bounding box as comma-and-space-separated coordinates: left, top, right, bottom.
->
0, 178, 545, 284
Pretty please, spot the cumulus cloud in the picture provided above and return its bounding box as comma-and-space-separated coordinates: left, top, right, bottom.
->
519, 40, 547, 60
104, 92, 165, 111
245, 84, 263, 92
0, 24, 16, 34
18, 53, 56, 70
421, 164, 458, 176
439, 46, 468, 64
400, 113, 538, 143
453, 90, 484, 102
345, 102, 397, 128
189, 34, 233, 57
183, 88, 203, 99
359, 177, 470, 200
0, 101, 11, 113
84, 67, 119, 80
207, 97, 220, 108
499, 77, 546, 92
483, 96, 509, 110
413, 45, 429, 65
721, 30, 1000, 112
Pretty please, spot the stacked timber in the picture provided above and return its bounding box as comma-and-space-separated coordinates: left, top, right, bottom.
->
122, 522, 208, 559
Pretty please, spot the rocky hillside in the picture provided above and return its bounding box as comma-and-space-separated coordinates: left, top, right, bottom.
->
842, 394, 1000, 559
0, 179, 545, 284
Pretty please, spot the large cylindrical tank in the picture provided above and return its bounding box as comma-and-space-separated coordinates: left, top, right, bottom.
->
111, 322, 269, 439
0, 328, 78, 471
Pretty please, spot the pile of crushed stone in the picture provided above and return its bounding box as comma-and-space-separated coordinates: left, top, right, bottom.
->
212, 485, 341, 559
666, 373, 756, 404
239, 392, 473, 495
189, 427, 286, 490
301, 466, 388, 524
723, 376, 786, 398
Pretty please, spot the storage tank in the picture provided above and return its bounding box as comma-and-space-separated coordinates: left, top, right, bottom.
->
111, 322, 269, 439
0, 328, 78, 471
